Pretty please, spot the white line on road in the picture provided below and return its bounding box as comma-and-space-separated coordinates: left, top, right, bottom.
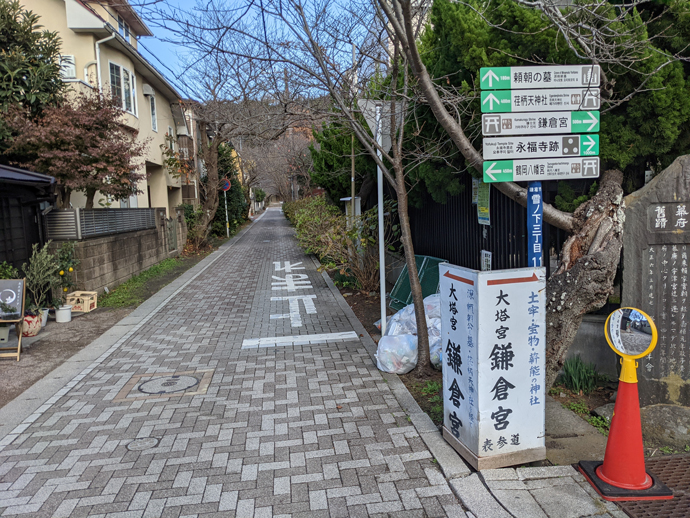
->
241, 331, 359, 349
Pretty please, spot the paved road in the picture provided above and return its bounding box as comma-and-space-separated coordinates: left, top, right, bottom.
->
0, 207, 463, 517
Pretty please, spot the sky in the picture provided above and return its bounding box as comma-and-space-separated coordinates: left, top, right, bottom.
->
132, 1, 191, 98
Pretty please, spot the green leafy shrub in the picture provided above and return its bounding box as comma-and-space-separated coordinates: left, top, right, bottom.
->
282, 195, 399, 292
22, 242, 60, 312
179, 203, 208, 251
0, 261, 19, 279
561, 355, 599, 395
56, 241, 79, 300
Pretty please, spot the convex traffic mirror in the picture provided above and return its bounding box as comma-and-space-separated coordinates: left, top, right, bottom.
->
604, 307, 657, 360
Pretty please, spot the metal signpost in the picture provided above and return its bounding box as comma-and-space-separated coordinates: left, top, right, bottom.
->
439, 64, 601, 469
358, 100, 403, 336
480, 62, 601, 259
221, 178, 231, 238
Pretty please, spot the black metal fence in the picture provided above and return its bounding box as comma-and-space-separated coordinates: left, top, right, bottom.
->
44, 208, 157, 241
363, 173, 568, 278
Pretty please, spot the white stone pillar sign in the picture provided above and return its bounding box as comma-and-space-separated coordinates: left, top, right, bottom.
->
439, 263, 547, 470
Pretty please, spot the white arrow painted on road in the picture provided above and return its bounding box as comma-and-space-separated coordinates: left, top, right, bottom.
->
485, 162, 499, 181
586, 112, 598, 131
482, 70, 499, 87
482, 93, 499, 110
584, 136, 596, 153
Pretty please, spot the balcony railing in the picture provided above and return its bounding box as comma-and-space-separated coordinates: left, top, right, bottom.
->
44, 208, 157, 240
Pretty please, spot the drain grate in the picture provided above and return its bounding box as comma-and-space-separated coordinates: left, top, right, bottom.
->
617, 454, 690, 517
138, 375, 199, 395
113, 369, 214, 402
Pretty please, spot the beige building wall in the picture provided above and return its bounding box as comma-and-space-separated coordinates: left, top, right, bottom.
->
25, 0, 183, 216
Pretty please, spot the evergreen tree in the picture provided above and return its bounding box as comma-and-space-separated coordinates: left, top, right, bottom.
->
0, 0, 64, 116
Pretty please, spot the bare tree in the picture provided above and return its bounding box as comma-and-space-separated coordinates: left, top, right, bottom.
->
150, 0, 682, 382
149, 0, 444, 376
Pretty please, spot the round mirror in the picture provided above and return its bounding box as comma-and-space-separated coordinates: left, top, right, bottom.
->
604, 307, 657, 359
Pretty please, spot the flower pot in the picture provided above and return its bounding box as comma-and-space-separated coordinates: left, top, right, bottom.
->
40, 308, 50, 327
0, 326, 9, 343
55, 305, 72, 323
22, 315, 42, 337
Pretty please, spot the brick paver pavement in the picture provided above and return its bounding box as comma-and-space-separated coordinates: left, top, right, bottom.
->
0, 207, 465, 518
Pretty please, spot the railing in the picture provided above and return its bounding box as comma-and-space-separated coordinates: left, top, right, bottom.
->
44, 208, 157, 240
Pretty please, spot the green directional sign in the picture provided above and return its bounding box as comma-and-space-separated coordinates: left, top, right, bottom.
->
483, 157, 600, 183
481, 88, 600, 113
482, 134, 599, 160
480, 65, 601, 90
482, 112, 600, 136
480, 67, 512, 90
480, 91, 512, 113
571, 111, 600, 133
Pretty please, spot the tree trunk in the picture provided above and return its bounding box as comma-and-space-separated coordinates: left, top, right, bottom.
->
84, 188, 96, 209
56, 186, 71, 209
394, 165, 435, 377
199, 134, 220, 235
544, 169, 625, 388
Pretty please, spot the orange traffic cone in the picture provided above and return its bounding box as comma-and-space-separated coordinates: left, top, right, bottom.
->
595, 379, 651, 489
578, 357, 673, 501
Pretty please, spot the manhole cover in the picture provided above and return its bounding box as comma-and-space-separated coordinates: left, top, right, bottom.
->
138, 375, 199, 395
616, 454, 690, 517
127, 437, 160, 451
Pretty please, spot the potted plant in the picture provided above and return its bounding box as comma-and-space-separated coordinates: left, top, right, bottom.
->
0, 261, 20, 342
22, 242, 60, 335
55, 242, 79, 325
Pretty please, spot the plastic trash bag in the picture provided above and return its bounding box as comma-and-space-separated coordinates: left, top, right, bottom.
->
375, 294, 443, 370
427, 318, 443, 370
375, 334, 418, 374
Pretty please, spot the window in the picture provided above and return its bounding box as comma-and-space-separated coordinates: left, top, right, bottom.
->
118, 15, 131, 43
109, 63, 136, 115
150, 96, 157, 132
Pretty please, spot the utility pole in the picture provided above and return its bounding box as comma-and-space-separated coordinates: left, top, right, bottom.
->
351, 44, 356, 227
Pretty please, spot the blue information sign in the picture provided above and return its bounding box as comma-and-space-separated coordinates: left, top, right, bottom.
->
527, 182, 543, 267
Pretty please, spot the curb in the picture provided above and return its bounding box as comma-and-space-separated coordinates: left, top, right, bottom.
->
0, 211, 266, 449
312, 255, 473, 484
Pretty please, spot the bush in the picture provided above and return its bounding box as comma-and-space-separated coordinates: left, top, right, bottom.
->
179, 203, 208, 252
0, 261, 19, 279
211, 178, 247, 237
283, 195, 398, 292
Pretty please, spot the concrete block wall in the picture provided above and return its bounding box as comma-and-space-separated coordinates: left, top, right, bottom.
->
51, 207, 188, 295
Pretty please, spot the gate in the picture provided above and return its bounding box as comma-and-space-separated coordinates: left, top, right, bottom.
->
167, 218, 178, 252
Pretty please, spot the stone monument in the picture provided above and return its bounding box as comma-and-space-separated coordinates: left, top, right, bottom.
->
623, 155, 690, 407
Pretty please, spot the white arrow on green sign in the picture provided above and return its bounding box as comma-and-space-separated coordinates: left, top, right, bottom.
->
480, 65, 600, 90
481, 88, 600, 113
483, 134, 599, 160
483, 157, 600, 183
482, 111, 599, 136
